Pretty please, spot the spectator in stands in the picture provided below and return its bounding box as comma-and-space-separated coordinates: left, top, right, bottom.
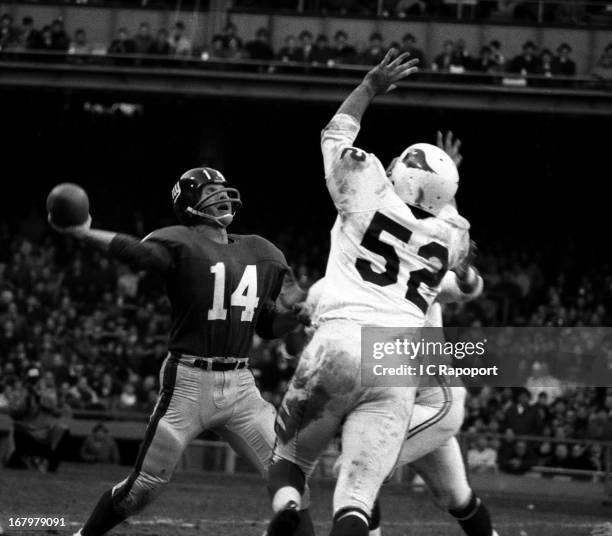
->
80, 423, 120, 465
108, 28, 136, 55
225, 35, 245, 60
537, 441, 552, 465
432, 39, 456, 71
592, 43, 612, 80
566, 443, 593, 470
360, 32, 386, 65
489, 39, 506, 69
5, 367, 70, 472
330, 30, 355, 65
467, 436, 498, 472
452, 38, 472, 70
134, 22, 154, 55
526, 362, 563, 402
472, 45, 497, 72
208, 34, 227, 59
546, 442, 572, 469
93, 372, 118, 408
17, 16, 41, 50
0, 13, 17, 50
400, 33, 426, 69
552, 43, 576, 76
148, 28, 170, 56
296, 30, 316, 63
503, 388, 543, 435
68, 29, 93, 56
498, 439, 537, 474
50, 18, 69, 52
114, 382, 138, 412
168, 21, 192, 57
222, 21, 242, 49
313, 34, 333, 64
278, 34, 300, 62
71, 376, 99, 409
587, 444, 604, 472
509, 40, 542, 75
245, 27, 274, 61
540, 48, 554, 77
395, 0, 427, 16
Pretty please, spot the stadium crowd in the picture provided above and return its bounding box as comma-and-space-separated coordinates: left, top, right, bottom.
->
1, 209, 612, 472
234, 0, 612, 24
2, 14, 612, 80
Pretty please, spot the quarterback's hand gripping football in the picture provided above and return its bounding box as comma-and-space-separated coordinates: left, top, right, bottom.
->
48, 213, 92, 238
363, 49, 419, 95
436, 130, 463, 168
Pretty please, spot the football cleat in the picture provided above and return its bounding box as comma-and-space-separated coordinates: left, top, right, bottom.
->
266, 501, 300, 536
387, 143, 459, 216
172, 167, 242, 228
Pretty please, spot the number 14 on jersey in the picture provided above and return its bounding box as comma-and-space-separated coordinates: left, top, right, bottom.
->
208, 263, 260, 322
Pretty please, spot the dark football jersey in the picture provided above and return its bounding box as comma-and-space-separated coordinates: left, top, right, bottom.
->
144, 225, 288, 358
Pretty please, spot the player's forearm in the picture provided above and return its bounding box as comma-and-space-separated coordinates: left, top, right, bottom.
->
271, 310, 302, 338
437, 267, 483, 304
78, 230, 173, 274
256, 304, 301, 339
335, 82, 377, 125
79, 229, 118, 252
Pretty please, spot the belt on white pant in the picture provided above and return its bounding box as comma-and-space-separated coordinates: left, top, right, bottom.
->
173, 353, 248, 372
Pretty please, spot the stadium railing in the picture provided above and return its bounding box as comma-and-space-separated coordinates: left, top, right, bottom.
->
458, 431, 612, 499
230, 0, 612, 26
0, 49, 610, 92
2, 407, 611, 501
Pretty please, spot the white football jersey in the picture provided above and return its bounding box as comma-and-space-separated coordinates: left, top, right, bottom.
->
317, 113, 470, 328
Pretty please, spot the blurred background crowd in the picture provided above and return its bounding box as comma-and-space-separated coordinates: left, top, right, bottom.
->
1, 206, 612, 470
2, 13, 612, 80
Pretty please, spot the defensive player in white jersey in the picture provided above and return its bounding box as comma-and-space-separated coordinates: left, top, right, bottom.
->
376, 136, 498, 536
379, 137, 497, 536
303, 266, 497, 536
266, 51, 473, 536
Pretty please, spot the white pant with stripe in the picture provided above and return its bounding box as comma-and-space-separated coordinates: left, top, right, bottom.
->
111, 354, 278, 516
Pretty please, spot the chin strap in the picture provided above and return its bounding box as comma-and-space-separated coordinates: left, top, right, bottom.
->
186, 207, 234, 228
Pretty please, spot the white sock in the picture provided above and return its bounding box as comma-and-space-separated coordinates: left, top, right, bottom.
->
272, 486, 301, 513
369, 528, 382, 536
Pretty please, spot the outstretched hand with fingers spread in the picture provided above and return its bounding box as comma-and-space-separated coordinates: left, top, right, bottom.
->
363, 48, 419, 96
436, 130, 463, 168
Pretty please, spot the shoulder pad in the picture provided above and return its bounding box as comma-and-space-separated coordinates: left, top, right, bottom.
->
143, 225, 189, 244
242, 235, 288, 266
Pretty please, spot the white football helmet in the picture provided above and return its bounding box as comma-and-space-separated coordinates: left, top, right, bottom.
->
388, 143, 459, 216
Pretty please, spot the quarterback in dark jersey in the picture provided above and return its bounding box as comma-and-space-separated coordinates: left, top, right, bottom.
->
50, 168, 314, 536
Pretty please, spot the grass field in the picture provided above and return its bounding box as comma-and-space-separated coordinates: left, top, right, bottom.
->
1, 463, 611, 536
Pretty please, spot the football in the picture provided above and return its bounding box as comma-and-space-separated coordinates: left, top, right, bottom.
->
46, 183, 90, 228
